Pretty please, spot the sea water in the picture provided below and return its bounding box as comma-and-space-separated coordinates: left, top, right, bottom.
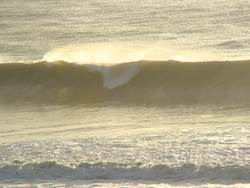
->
0, 0, 250, 187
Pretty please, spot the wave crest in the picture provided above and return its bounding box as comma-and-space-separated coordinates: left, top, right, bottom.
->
1, 161, 249, 181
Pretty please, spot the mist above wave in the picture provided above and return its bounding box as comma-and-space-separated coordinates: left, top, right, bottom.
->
43, 42, 216, 64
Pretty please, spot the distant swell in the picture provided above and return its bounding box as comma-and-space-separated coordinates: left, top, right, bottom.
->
0, 161, 249, 181
1, 60, 250, 104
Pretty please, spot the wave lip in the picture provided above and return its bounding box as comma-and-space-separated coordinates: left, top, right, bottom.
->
1, 161, 250, 181
85, 61, 140, 89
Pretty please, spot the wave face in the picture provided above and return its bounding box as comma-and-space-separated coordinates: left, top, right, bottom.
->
1, 60, 250, 104
1, 161, 249, 181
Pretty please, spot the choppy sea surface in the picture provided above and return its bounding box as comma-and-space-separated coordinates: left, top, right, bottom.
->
0, 0, 250, 187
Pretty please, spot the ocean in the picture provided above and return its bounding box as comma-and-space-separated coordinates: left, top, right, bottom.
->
0, 0, 250, 187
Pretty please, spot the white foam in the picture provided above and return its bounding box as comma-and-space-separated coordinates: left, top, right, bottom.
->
1, 161, 249, 181
86, 62, 140, 89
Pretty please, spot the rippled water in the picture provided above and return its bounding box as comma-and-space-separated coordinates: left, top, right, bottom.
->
1, 0, 250, 187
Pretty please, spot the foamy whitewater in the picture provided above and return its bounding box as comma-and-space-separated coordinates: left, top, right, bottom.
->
0, 0, 250, 187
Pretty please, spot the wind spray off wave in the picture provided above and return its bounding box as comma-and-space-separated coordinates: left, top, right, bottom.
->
43, 43, 217, 64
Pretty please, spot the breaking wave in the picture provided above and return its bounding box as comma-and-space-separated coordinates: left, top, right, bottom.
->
0, 161, 249, 181
1, 60, 250, 104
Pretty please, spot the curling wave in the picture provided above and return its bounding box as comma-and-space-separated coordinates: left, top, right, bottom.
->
0, 161, 249, 181
1, 60, 250, 104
